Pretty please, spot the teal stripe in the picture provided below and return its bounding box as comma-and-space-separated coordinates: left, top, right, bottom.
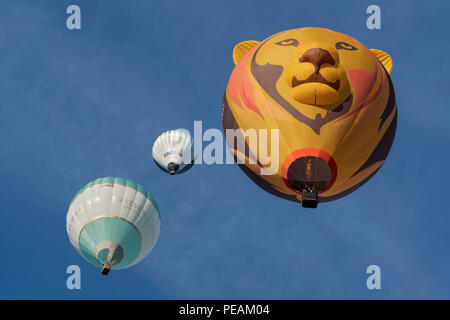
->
70, 177, 160, 214
79, 216, 141, 269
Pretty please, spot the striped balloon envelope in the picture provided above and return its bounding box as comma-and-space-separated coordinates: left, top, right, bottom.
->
152, 129, 195, 175
66, 177, 161, 275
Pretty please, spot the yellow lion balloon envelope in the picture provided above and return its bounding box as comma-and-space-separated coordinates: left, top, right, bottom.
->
222, 27, 397, 208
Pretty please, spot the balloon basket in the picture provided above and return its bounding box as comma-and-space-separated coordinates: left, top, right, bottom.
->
301, 190, 318, 208
101, 263, 111, 276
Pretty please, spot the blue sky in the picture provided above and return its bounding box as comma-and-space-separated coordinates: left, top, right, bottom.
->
0, 0, 449, 299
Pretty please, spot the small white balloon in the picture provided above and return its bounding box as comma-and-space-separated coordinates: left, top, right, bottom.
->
152, 129, 194, 175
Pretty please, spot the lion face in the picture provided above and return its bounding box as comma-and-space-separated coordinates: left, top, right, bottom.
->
223, 27, 396, 204
251, 27, 378, 123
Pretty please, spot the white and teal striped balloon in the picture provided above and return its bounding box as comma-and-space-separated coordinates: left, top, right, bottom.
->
66, 177, 161, 275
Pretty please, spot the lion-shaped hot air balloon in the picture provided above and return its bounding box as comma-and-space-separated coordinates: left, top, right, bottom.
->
222, 27, 397, 208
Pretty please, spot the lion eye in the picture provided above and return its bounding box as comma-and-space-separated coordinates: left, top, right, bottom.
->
335, 42, 358, 51
275, 39, 299, 47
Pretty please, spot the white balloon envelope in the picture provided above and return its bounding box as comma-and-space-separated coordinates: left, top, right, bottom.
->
152, 129, 194, 175
66, 177, 161, 275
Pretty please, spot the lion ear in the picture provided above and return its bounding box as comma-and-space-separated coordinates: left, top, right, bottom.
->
370, 49, 393, 74
233, 40, 260, 65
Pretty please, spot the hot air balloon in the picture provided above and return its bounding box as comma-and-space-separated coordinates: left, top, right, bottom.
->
66, 177, 161, 275
222, 27, 397, 208
153, 129, 194, 175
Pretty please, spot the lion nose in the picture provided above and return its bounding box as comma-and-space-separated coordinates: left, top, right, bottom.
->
299, 48, 336, 71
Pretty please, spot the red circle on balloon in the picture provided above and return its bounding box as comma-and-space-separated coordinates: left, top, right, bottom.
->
281, 148, 337, 194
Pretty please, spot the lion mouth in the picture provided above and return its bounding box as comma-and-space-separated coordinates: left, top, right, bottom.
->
292, 74, 340, 91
